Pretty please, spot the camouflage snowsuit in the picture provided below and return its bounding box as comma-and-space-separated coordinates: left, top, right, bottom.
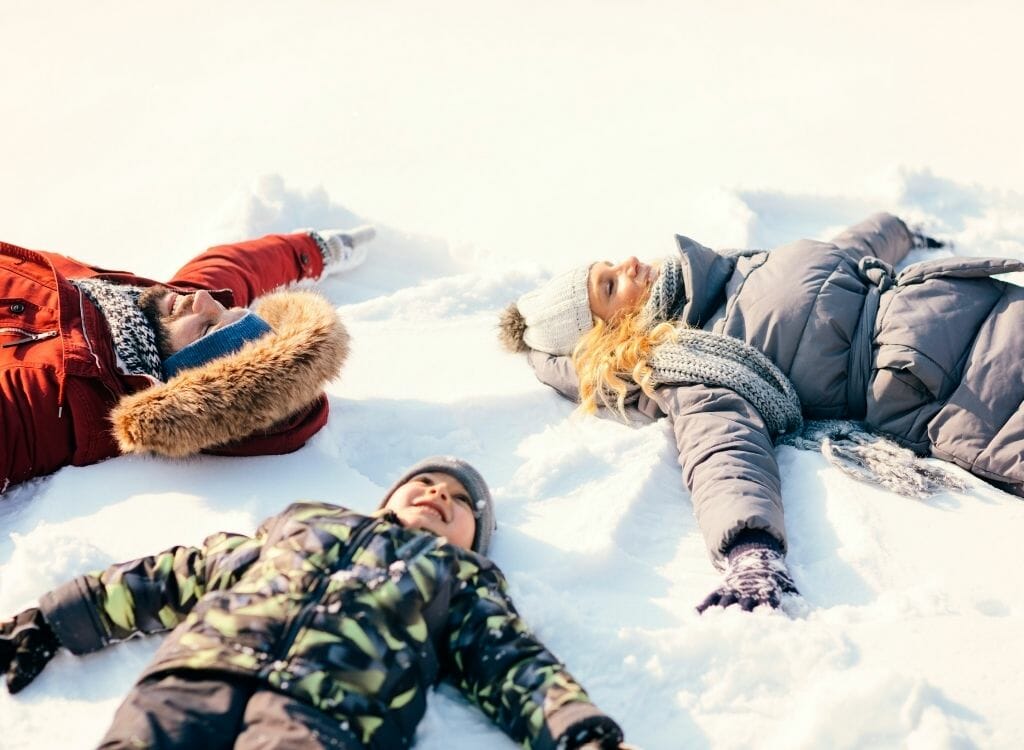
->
39, 502, 620, 749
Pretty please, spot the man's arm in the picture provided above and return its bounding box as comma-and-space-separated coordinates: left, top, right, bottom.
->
444, 557, 625, 750
168, 233, 324, 306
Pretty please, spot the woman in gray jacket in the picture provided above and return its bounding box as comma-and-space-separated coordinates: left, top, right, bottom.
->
498, 213, 1024, 614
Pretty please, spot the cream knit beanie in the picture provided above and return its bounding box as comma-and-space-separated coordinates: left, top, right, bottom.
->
515, 265, 593, 355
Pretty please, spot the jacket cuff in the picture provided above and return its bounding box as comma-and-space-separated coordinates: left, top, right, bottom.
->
548, 701, 624, 750
38, 576, 109, 655
724, 528, 784, 561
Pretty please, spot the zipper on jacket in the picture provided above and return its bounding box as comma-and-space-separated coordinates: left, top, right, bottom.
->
75, 287, 102, 368
1, 328, 58, 348
272, 514, 383, 672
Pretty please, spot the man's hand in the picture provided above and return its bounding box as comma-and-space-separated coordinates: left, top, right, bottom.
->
0, 607, 61, 693
315, 225, 376, 277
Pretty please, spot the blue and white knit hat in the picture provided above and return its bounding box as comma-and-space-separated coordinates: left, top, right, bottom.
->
515, 265, 594, 355
162, 311, 273, 380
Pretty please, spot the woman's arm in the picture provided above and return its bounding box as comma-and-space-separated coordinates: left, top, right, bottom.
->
657, 383, 786, 565
525, 349, 581, 402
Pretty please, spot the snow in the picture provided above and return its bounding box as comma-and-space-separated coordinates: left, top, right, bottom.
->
2, 2, 1024, 748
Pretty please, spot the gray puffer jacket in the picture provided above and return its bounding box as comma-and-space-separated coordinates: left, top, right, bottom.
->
527, 214, 1024, 564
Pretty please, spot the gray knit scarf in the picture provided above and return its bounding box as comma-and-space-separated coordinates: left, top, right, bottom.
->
71, 278, 164, 380
639, 260, 967, 499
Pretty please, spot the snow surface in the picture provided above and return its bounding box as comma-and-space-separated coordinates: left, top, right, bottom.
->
3, 3, 1024, 749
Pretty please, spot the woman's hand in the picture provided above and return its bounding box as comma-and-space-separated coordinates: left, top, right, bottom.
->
697, 545, 798, 613
0, 607, 60, 693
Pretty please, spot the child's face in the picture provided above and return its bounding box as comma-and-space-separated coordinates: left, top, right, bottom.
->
383, 472, 477, 550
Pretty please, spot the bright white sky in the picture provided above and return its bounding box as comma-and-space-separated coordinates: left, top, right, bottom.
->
2, 1, 1021, 275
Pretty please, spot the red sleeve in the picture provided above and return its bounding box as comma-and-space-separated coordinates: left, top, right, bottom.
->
203, 395, 330, 457
167, 233, 324, 307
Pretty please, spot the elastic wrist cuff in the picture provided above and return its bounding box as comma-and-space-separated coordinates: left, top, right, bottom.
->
725, 528, 784, 560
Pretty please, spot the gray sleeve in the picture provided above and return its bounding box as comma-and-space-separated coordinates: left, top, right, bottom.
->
525, 349, 651, 413
829, 212, 914, 266
525, 349, 581, 402
656, 383, 787, 566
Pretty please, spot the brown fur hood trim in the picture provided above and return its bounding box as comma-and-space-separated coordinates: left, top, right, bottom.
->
497, 303, 529, 353
111, 289, 350, 457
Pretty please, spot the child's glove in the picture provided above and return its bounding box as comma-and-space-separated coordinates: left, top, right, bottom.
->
697, 534, 798, 613
0, 607, 61, 693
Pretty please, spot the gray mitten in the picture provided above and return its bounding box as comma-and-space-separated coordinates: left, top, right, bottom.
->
313, 226, 376, 277
697, 530, 798, 613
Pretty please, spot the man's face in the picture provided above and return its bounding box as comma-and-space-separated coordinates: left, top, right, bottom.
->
383, 472, 477, 550
140, 287, 248, 356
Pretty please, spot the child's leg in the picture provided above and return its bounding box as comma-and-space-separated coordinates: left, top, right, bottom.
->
233, 689, 363, 750
97, 673, 251, 749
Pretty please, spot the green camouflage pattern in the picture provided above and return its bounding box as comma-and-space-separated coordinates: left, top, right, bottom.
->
41, 502, 616, 749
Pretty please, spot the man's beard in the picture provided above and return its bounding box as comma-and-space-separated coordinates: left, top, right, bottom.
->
137, 285, 175, 359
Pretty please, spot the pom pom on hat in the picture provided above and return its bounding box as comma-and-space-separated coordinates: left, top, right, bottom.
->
511, 264, 593, 355
497, 303, 529, 353
162, 311, 273, 380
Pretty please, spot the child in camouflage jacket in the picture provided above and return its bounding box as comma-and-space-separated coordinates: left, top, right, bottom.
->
0, 457, 627, 750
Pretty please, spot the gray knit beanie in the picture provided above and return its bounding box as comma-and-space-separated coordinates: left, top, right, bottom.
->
380, 456, 496, 555
514, 265, 594, 355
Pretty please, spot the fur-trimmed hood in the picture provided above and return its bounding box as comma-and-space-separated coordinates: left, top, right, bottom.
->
111, 289, 349, 457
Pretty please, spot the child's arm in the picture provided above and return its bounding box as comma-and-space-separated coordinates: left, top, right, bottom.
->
444, 557, 625, 750
0, 529, 262, 694
38, 529, 263, 656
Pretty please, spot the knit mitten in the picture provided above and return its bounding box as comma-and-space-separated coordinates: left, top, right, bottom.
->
697, 530, 798, 613
0, 607, 61, 694
313, 225, 376, 277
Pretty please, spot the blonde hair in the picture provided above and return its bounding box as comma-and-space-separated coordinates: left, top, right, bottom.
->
572, 301, 678, 417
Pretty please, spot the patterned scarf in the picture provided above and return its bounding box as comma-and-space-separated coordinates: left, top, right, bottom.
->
71, 278, 164, 379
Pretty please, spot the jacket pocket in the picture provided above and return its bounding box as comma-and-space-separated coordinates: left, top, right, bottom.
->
1, 327, 58, 348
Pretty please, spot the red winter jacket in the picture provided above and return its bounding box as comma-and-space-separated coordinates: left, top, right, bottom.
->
1, 233, 327, 491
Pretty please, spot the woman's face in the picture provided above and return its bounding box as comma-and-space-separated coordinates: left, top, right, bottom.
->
587, 256, 659, 322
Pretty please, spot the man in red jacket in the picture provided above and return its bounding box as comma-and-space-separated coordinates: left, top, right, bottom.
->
0, 227, 373, 492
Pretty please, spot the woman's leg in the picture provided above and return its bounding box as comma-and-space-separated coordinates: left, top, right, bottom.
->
97, 673, 252, 750
233, 690, 363, 750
